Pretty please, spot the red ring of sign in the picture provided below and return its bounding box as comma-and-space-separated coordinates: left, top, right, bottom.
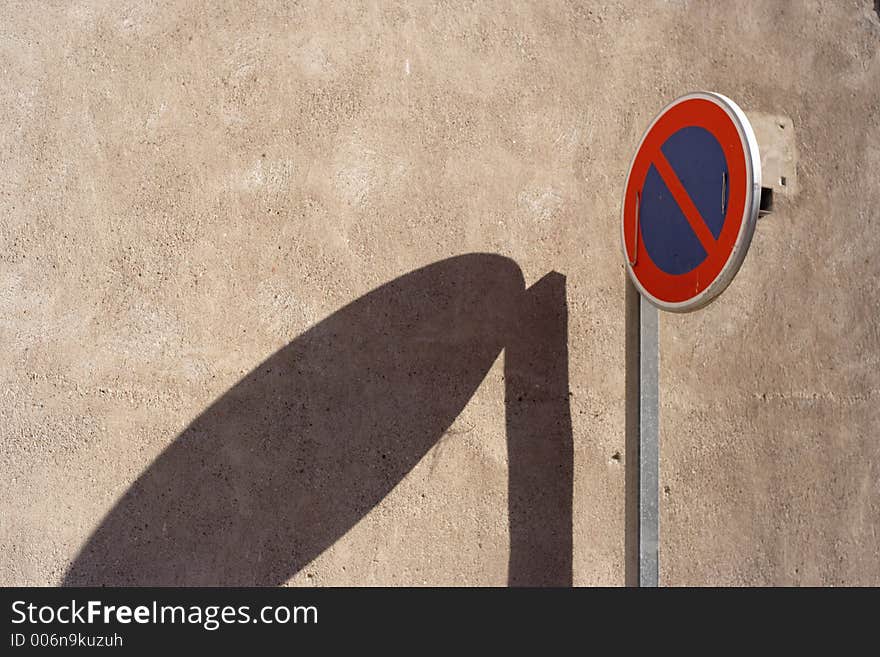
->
623, 97, 749, 305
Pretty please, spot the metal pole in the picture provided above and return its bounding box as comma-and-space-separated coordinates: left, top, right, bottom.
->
638, 295, 659, 587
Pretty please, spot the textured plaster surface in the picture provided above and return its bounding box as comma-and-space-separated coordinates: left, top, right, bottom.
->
1, 1, 878, 585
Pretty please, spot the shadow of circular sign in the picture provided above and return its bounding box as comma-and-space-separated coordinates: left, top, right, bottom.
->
64, 253, 574, 586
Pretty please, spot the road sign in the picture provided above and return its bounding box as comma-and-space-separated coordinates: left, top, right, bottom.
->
621, 92, 761, 312
621, 92, 764, 587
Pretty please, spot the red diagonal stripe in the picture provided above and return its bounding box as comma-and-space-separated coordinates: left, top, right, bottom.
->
651, 150, 717, 254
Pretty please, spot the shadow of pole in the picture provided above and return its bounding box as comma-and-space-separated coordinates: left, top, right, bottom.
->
506, 273, 573, 586
624, 277, 641, 587
63, 254, 574, 586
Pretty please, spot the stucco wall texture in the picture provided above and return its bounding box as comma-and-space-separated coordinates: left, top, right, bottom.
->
2, 1, 878, 586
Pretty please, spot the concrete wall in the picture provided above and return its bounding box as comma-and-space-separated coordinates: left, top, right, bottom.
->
1, 0, 878, 586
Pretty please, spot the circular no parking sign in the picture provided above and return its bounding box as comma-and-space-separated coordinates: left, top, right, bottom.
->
621, 92, 762, 312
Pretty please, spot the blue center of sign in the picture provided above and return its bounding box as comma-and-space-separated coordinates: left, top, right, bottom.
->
640, 126, 730, 275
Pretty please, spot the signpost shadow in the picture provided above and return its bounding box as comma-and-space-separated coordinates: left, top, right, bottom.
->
63, 253, 574, 587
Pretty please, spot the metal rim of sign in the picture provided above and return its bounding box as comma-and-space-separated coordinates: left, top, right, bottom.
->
620, 92, 762, 312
